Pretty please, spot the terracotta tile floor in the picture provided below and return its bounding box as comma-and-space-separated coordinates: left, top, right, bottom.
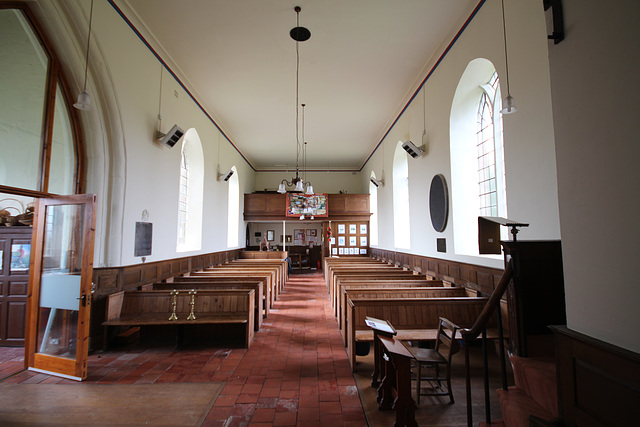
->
0, 272, 368, 427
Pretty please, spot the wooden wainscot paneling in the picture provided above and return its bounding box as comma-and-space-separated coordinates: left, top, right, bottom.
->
369, 248, 503, 295
551, 326, 640, 427
244, 193, 286, 220
93, 270, 119, 296
327, 194, 370, 220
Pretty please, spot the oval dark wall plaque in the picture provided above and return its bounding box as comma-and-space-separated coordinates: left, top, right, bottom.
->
429, 174, 449, 232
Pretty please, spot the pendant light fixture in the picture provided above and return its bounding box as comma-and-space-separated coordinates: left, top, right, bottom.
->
74, 0, 94, 111
499, 0, 517, 115
278, 6, 311, 194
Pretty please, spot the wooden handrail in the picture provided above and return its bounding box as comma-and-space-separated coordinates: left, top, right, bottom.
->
460, 259, 513, 343
460, 258, 513, 427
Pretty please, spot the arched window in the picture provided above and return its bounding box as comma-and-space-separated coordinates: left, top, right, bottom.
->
227, 166, 240, 248
477, 72, 507, 217
369, 171, 379, 246
393, 142, 410, 249
0, 5, 81, 196
176, 129, 204, 252
450, 60, 507, 256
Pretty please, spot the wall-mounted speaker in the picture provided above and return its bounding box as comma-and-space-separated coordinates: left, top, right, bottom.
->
155, 124, 184, 148
370, 177, 384, 187
401, 140, 425, 158
218, 169, 234, 182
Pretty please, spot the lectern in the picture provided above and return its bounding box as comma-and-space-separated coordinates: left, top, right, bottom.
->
365, 316, 397, 388
377, 334, 418, 427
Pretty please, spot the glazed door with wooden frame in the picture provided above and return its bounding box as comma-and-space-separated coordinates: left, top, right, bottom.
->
25, 194, 96, 380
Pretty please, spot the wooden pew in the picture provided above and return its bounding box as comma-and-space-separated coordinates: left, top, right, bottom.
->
328, 269, 424, 313
226, 259, 287, 284
338, 285, 464, 342
345, 296, 495, 371
205, 265, 283, 294
333, 276, 442, 318
228, 258, 288, 284
324, 257, 386, 281
102, 289, 255, 349
326, 264, 401, 293
170, 276, 270, 319
323, 257, 389, 287
239, 250, 287, 260
190, 270, 277, 308
152, 280, 264, 331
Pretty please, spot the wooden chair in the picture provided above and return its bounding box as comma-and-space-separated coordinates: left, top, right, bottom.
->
407, 317, 461, 404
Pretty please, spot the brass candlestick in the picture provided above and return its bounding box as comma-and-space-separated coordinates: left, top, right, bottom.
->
168, 290, 179, 320
187, 289, 197, 320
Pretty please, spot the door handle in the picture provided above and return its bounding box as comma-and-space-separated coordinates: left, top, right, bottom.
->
77, 294, 87, 307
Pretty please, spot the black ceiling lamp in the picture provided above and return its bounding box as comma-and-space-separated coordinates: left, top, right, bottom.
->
290, 6, 311, 42
278, 6, 312, 194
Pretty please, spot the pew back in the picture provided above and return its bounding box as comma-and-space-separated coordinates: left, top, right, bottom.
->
345, 296, 493, 370
103, 289, 255, 348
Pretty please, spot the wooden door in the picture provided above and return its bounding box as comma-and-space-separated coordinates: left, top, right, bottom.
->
25, 194, 96, 380
0, 227, 32, 346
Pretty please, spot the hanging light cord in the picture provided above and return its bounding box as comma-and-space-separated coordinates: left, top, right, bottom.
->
81, 0, 94, 93
302, 104, 306, 183
295, 8, 301, 178
501, 0, 511, 95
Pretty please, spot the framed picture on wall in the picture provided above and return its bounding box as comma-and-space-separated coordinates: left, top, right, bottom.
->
338, 236, 346, 246
360, 224, 367, 234
349, 236, 357, 246
360, 248, 367, 255
360, 236, 367, 246
267, 230, 275, 241
338, 224, 346, 234
294, 229, 305, 242
349, 224, 357, 234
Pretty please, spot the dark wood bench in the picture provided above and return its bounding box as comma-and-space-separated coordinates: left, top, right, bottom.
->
345, 296, 496, 371
228, 259, 288, 286
338, 285, 465, 342
189, 270, 277, 307
334, 277, 444, 318
214, 263, 286, 295
170, 275, 269, 318
239, 250, 287, 260
152, 280, 264, 331
324, 257, 385, 281
329, 270, 425, 313
324, 257, 394, 284
102, 289, 255, 349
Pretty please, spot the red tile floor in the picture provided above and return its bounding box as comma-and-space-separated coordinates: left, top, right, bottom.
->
0, 271, 368, 426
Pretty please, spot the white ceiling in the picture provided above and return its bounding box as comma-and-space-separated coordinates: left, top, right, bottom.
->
116, 0, 480, 171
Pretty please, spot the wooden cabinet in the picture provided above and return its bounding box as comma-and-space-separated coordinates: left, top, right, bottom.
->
502, 240, 566, 357
0, 227, 32, 346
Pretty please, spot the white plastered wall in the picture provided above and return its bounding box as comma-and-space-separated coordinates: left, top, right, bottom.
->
254, 171, 362, 195
361, 0, 560, 271
35, 0, 255, 267
548, 0, 640, 353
